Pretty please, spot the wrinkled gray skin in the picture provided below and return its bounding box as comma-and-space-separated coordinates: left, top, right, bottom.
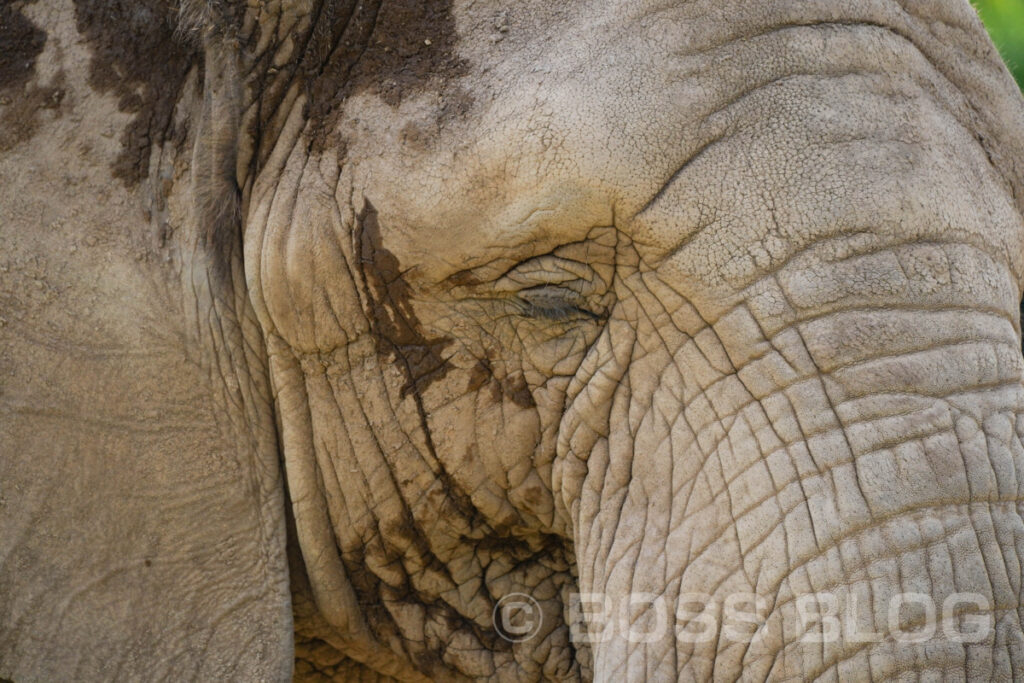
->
3, 0, 1024, 680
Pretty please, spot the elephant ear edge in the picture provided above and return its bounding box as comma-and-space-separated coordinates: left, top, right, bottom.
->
0, 1, 292, 679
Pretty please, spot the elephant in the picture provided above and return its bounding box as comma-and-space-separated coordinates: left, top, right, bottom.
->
3, 0, 1024, 679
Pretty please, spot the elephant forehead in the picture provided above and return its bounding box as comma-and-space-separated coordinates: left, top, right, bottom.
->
332, 0, 1023, 288
254, 0, 1024, 296
332, 1, 711, 278
630, 72, 1024, 316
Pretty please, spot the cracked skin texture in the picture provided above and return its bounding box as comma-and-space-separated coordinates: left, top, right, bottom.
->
3, 0, 1024, 680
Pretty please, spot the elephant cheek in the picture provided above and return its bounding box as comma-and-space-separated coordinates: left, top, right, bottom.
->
418, 357, 573, 536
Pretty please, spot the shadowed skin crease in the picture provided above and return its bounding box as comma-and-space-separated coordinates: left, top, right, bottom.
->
2, 0, 1024, 681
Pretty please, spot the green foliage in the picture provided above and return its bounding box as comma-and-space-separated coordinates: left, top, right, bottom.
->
973, 0, 1024, 89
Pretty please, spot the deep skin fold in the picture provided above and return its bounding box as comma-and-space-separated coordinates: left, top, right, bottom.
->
2, 0, 1024, 681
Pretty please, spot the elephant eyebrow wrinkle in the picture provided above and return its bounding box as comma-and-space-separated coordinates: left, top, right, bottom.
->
635, 131, 727, 218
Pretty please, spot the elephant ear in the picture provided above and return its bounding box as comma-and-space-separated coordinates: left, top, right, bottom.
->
0, 2, 290, 680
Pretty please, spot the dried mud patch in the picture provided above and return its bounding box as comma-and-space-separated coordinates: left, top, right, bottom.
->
0, 1, 66, 152
300, 0, 473, 152
71, 0, 198, 186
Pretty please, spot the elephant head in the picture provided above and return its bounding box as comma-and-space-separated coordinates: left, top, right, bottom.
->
3, 0, 1024, 680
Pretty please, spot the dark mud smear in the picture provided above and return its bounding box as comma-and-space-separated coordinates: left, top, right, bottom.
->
57, 0, 469, 179
468, 358, 537, 409
72, 0, 198, 186
0, 1, 45, 91
352, 201, 520, 675
0, 2, 66, 152
357, 200, 452, 396
301, 0, 470, 151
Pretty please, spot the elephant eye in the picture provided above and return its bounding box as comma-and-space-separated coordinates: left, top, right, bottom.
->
495, 253, 612, 323
516, 285, 605, 322
450, 250, 613, 326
